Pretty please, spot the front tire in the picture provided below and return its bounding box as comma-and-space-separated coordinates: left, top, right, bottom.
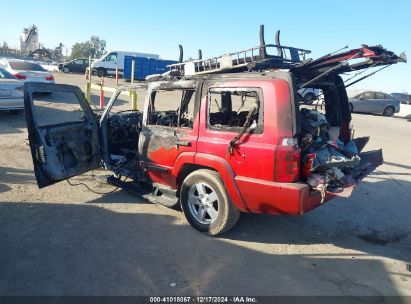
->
383, 106, 394, 117
96, 68, 106, 78
63, 66, 70, 73
180, 169, 240, 235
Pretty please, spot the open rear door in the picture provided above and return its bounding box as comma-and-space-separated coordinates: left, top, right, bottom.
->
24, 83, 101, 188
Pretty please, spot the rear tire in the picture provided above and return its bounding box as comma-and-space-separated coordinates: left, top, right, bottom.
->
180, 169, 240, 236
383, 106, 394, 117
349, 103, 354, 112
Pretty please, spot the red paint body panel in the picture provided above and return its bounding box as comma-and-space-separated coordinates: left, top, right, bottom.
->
194, 153, 249, 212
235, 176, 333, 215
145, 77, 335, 216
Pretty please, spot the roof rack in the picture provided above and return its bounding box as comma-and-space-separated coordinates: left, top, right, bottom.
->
167, 25, 311, 76
165, 25, 406, 87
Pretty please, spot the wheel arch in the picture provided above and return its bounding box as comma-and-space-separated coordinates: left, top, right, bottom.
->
172, 153, 249, 212
176, 164, 216, 191
383, 105, 395, 116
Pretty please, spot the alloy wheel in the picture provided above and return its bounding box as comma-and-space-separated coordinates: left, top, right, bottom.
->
187, 182, 219, 225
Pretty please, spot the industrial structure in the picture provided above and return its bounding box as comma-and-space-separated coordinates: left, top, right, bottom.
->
20, 25, 39, 53
0, 25, 64, 62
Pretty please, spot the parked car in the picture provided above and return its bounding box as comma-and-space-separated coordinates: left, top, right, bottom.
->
59, 58, 90, 73
298, 88, 321, 104
91, 51, 160, 77
0, 67, 24, 113
349, 91, 400, 116
390, 92, 411, 105
0, 59, 55, 84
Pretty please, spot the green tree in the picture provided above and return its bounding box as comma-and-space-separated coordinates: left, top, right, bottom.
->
70, 36, 106, 59
90, 36, 106, 58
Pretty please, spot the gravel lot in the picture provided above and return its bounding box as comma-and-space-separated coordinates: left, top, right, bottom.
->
0, 72, 410, 296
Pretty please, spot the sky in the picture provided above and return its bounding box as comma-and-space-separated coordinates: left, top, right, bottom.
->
1, 0, 410, 93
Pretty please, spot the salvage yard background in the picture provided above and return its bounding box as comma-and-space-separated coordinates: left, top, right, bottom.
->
0, 72, 410, 296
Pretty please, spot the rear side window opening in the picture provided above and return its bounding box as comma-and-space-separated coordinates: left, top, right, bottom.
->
207, 88, 263, 134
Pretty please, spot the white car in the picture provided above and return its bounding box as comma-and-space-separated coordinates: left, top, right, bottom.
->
0, 58, 55, 84
91, 51, 159, 77
298, 88, 322, 104
0, 67, 24, 113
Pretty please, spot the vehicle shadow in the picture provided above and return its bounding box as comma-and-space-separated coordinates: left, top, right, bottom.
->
0, 111, 26, 135
0, 166, 36, 194
0, 200, 409, 296
0, 166, 35, 184
383, 161, 411, 171
79, 173, 411, 267
223, 176, 411, 265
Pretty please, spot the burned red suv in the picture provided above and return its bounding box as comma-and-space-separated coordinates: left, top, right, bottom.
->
24, 29, 406, 235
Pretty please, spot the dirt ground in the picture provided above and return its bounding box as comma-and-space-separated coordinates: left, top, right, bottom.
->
0, 72, 410, 296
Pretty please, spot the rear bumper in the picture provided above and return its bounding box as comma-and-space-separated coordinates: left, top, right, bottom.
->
235, 176, 333, 215
0, 97, 24, 110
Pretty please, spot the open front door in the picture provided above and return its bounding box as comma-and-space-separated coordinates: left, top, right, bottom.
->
24, 83, 101, 188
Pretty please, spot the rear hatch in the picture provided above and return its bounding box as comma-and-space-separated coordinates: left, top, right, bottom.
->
289, 45, 406, 199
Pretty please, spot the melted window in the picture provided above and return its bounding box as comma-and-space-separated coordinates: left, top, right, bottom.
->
208, 88, 262, 132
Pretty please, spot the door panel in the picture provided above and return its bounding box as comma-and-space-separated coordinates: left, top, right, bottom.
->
25, 83, 101, 188
138, 81, 199, 187
356, 92, 373, 112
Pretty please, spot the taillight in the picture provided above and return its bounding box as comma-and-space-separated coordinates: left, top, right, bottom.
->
14, 73, 26, 80
45, 75, 54, 81
274, 137, 301, 182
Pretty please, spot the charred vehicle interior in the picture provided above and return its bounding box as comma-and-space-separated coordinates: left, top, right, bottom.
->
24, 24, 406, 234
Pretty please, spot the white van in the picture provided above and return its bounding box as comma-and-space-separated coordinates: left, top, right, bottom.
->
91, 51, 160, 77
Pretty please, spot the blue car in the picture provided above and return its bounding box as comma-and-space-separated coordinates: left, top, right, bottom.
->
349, 91, 400, 117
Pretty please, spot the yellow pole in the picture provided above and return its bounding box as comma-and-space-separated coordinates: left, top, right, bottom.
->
131, 59, 137, 110
85, 55, 92, 103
